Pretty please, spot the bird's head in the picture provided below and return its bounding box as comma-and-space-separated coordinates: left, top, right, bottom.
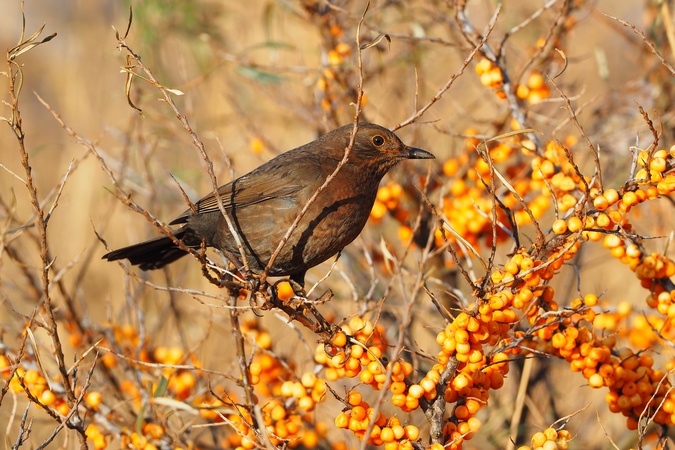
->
327, 123, 434, 178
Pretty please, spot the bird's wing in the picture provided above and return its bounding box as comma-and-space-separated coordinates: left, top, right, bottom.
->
170, 178, 307, 225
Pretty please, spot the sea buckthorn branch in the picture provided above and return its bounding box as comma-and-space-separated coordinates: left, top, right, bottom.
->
501, 0, 572, 81
426, 353, 461, 443
408, 114, 673, 443
497, 0, 565, 54
473, 143, 502, 283
357, 217, 434, 450
393, 3, 499, 131
2, 344, 99, 442
455, 1, 543, 149
4, 17, 88, 445
419, 191, 479, 290
606, 14, 675, 77
548, 74, 603, 192
228, 289, 260, 439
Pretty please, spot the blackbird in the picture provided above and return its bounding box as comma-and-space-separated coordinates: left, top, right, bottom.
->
103, 123, 434, 286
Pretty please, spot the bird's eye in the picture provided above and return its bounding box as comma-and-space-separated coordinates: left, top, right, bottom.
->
372, 135, 385, 146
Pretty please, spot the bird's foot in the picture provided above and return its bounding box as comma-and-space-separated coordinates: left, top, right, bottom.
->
246, 277, 264, 316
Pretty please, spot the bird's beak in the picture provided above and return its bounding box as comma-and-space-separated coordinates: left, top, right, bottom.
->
404, 146, 435, 160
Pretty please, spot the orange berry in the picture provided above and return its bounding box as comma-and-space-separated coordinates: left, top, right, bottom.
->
40, 390, 57, 406
408, 384, 424, 399
359, 370, 374, 384
588, 373, 604, 388
567, 216, 583, 232
420, 377, 437, 394
651, 157, 667, 173
604, 188, 619, 205
593, 195, 609, 211
452, 373, 471, 390
256, 332, 272, 350
475, 58, 492, 75
467, 417, 482, 432
380, 427, 394, 443
527, 71, 545, 90
504, 261, 520, 275
444, 159, 459, 177
602, 234, 622, 249
351, 405, 367, 421
405, 425, 420, 440
335, 412, 349, 428
584, 293, 598, 306
370, 201, 387, 220
454, 404, 469, 419
390, 381, 406, 395
454, 329, 469, 344
331, 331, 347, 348
85, 391, 103, 410
301, 372, 317, 388
552, 219, 567, 234
465, 398, 481, 415
347, 390, 362, 406
391, 393, 406, 407
622, 191, 638, 206
405, 396, 420, 410
516, 84, 530, 99
367, 361, 383, 375
276, 281, 295, 300
398, 225, 413, 243
531, 431, 547, 447
596, 213, 611, 228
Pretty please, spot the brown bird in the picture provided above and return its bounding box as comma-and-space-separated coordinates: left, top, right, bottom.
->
103, 123, 434, 286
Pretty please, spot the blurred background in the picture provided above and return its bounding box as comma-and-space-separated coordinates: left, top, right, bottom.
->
1, 0, 675, 448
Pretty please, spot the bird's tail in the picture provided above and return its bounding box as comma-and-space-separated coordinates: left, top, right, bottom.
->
102, 228, 192, 270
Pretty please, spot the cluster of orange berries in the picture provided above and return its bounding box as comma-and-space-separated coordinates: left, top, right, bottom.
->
516, 427, 572, 450
369, 181, 421, 250
511, 281, 675, 432
94, 323, 148, 369
1, 337, 182, 450
118, 424, 167, 450
152, 346, 200, 400
364, 133, 674, 447
314, 317, 428, 448
219, 398, 327, 449
530, 139, 587, 214
1, 354, 71, 417
85, 424, 108, 450
434, 308, 512, 449
635, 147, 675, 187
327, 42, 352, 66
476, 58, 551, 104
600, 225, 675, 322
594, 301, 675, 355
192, 319, 332, 450
439, 130, 552, 253
589, 147, 675, 217
516, 71, 551, 104
316, 27, 370, 112
476, 58, 506, 99
314, 316, 388, 384
370, 181, 405, 223
335, 400, 420, 450
647, 288, 675, 320
538, 317, 675, 430
85, 316, 339, 450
